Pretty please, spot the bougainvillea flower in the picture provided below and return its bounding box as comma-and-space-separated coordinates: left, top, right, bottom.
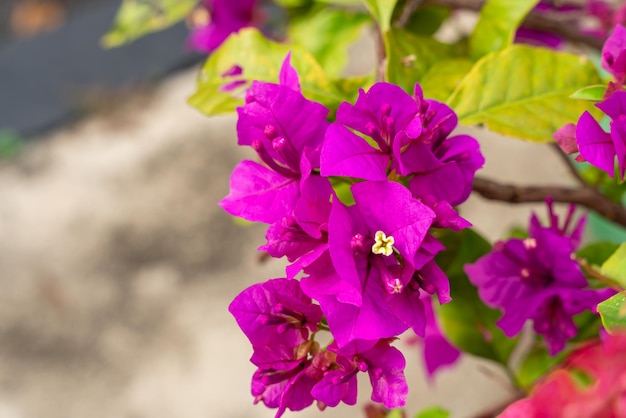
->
464, 201, 614, 355
321, 83, 483, 209
259, 171, 333, 279
602, 24, 626, 84
500, 334, 626, 417
575, 91, 626, 179
229, 278, 325, 417
304, 181, 440, 346
188, 0, 257, 53
228, 278, 323, 349
220, 55, 330, 223
312, 339, 408, 409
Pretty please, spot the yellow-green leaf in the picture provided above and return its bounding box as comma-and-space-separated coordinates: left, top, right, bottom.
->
362, 0, 397, 32
102, 0, 198, 48
469, 0, 539, 60
570, 85, 607, 101
601, 243, 626, 288
188, 29, 345, 116
385, 28, 453, 94
419, 59, 474, 102
598, 292, 626, 333
448, 45, 601, 142
289, 8, 369, 77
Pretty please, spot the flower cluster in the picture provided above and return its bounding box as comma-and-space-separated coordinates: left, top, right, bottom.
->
223, 55, 484, 415
465, 200, 614, 355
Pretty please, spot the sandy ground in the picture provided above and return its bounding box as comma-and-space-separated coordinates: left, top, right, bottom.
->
0, 37, 580, 418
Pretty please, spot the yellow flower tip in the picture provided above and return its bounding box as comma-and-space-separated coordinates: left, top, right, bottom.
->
372, 230, 395, 256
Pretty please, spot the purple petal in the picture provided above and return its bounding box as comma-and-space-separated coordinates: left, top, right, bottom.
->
279, 52, 301, 92
576, 111, 616, 177
337, 83, 418, 143
610, 118, 626, 179
320, 124, 390, 181
553, 123, 579, 154
422, 294, 460, 379
220, 160, 299, 223
318, 268, 409, 347
602, 24, 626, 82
596, 90, 626, 120
363, 344, 408, 408
228, 278, 323, 347
351, 181, 435, 269
310, 370, 358, 407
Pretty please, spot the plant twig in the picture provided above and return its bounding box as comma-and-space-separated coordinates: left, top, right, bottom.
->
424, 0, 605, 50
577, 257, 624, 291
373, 24, 386, 82
396, 0, 424, 28
472, 177, 626, 228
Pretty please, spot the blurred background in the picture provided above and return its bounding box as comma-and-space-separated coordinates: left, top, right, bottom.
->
0, 2, 585, 417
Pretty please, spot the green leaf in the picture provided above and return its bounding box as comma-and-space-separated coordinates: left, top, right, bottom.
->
435, 229, 518, 364
448, 45, 602, 142
469, 0, 540, 60
102, 0, 198, 48
600, 243, 626, 288
332, 74, 374, 100
188, 29, 345, 115
403, 5, 450, 36
362, 0, 398, 32
0, 130, 22, 159
289, 8, 369, 77
570, 85, 607, 101
598, 291, 626, 333
385, 28, 453, 93
419, 59, 474, 102
577, 242, 620, 267
414, 406, 450, 418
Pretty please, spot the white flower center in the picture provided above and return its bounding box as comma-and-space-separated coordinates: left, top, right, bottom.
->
372, 230, 395, 256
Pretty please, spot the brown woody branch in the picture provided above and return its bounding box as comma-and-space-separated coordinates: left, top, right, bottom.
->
472, 177, 626, 228
423, 0, 605, 50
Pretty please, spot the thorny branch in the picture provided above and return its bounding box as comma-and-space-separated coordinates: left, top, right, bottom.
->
472, 177, 626, 229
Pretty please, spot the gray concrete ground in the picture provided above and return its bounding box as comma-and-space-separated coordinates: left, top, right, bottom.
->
0, 38, 578, 418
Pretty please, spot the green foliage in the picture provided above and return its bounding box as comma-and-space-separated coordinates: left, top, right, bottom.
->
469, 0, 539, 60
332, 75, 374, 100
289, 8, 369, 77
402, 5, 450, 36
577, 242, 620, 267
102, 0, 198, 48
384, 28, 454, 94
419, 59, 474, 102
362, 0, 398, 32
448, 45, 602, 142
435, 229, 517, 365
598, 292, 626, 333
414, 406, 450, 418
570, 85, 607, 101
0, 131, 22, 159
600, 243, 626, 288
189, 29, 347, 115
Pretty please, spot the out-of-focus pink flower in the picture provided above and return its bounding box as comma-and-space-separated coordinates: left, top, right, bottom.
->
500, 334, 626, 417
